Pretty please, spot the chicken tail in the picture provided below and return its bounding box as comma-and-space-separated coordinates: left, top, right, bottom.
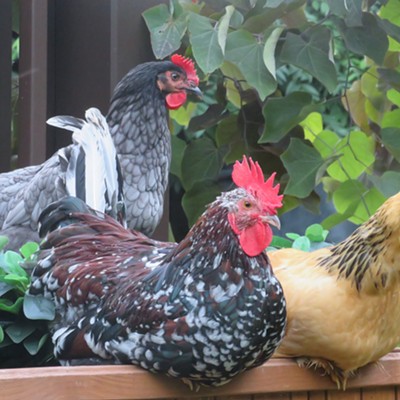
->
38, 196, 95, 237
47, 108, 126, 226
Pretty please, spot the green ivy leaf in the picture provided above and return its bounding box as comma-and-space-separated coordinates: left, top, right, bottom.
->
182, 180, 222, 226
0, 282, 13, 297
332, 180, 365, 214
263, 27, 284, 79
170, 102, 197, 128
381, 127, 400, 161
327, 0, 362, 27
170, 135, 186, 180
387, 89, 400, 107
281, 138, 325, 198
19, 242, 39, 261
322, 210, 357, 230
269, 236, 293, 249
292, 236, 311, 251
181, 137, 225, 191
142, 3, 186, 59
23, 293, 56, 321
280, 27, 338, 92
300, 111, 323, 142
380, 0, 400, 27
382, 109, 400, 128
260, 92, 314, 143
225, 29, 277, 100
217, 6, 235, 55
242, 0, 306, 33
332, 181, 385, 224
216, 115, 246, 164
286, 233, 300, 240
378, 68, 400, 92
220, 61, 251, 107
305, 224, 328, 242
335, 13, 388, 64
0, 297, 23, 314
188, 13, 223, 73
5, 322, 36, 344
23, 332, 49, 356
0, 236, 9, 251
1, 274, 29, 288
327, 131, 375, 182
369, 171, 400, 198
377, 17, 400, 45
351, 188, 386, 224
0, 325, 4, 343
4, 251, 26, 276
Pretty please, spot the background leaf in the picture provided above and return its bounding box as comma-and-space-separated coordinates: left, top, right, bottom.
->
225, 29, 277, 100
335, 13, 388, 64
23, 293, 56, 321
280, 28, 338, 92
182, 180, 222, 226
142, 4, 186, 59
189, 13, 224, 73
261, 92, 314, 143
281, 138, 325, 198
181, 137, 226, 191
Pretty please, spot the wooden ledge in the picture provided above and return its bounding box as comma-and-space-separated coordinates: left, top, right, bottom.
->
2, 352, 400, 399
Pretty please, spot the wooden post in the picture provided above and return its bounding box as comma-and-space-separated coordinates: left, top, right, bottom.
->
18, 0, 49, 167
0, 0, 12, 172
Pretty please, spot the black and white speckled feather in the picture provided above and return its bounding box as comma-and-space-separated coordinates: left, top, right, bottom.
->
30, 185, 286, 389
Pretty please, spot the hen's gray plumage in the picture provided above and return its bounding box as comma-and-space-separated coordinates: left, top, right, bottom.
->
106, 59, 201, 234
0, 108, 123, 250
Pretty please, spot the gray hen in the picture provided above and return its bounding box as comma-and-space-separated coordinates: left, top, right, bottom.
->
106, 54, 201, 234
0, 55, 201, 249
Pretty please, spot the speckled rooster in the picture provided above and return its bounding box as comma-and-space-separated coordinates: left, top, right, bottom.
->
29, 156, 286, 389
0, 55, 201, 249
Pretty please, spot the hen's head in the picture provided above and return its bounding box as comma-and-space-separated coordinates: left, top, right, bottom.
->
227, 156, 283, 257
157, 54, 202, 110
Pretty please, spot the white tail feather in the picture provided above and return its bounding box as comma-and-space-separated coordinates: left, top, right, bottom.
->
47, 108, 123, 220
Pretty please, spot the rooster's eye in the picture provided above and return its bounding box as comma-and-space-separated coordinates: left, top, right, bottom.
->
243, 201, 252, 209
171, 72, 179, 81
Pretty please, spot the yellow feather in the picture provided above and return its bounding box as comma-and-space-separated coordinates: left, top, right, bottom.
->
270, 193, 400, 387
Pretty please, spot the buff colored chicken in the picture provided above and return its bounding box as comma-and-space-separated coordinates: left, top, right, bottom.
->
270, 192, 400, 388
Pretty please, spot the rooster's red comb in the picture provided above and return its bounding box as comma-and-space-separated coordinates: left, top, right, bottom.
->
171, 54, 199, 85
232, 156, 283, 213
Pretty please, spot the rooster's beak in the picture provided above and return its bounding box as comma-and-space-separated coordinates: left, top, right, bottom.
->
263, 214, 281, 230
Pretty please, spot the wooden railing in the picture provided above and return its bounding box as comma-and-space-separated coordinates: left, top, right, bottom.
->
2, 352, 400, 400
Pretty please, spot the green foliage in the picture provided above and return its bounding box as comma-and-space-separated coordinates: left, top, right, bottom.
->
143, 0, 400, 233
0, 237, 54, 367
270, 223, 331, 251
